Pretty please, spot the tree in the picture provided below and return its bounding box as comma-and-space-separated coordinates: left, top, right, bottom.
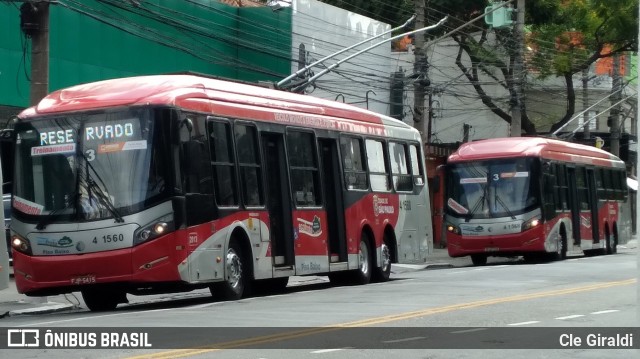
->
527, 0, 638, 133
428, 0, 638, 135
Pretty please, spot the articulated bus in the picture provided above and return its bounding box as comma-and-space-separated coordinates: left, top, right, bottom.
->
443, 137, 630, 265
9, 74, 432, 310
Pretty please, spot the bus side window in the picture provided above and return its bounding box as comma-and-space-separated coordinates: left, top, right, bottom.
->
287, 130, 321, 207
340, 137, 368, 190
366, 139, 391, 192
235, 124, 263, 207
208, 120, 238, 207
389, 142, 412, 192
409, 144, 425, 186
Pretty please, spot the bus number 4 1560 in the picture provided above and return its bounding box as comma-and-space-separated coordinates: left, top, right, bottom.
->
93, 234, 124, 244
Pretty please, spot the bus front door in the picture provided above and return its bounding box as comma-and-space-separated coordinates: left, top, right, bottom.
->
262, 133, 295, 267
319, 138, 347, 263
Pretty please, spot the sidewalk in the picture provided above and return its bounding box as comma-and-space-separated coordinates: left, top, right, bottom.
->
1, 240, 636, 317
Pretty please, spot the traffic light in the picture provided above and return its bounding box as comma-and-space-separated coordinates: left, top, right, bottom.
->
484, 2, 514, 29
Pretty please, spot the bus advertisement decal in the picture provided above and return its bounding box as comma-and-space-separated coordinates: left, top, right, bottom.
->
460, 177, 487, 184
13, 196, 44, 215
31, 143, 76, 157
447, 198, 468, 215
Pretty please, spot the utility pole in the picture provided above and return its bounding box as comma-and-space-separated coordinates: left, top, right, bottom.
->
463, 124, 471, 142
609, 53, 621, 156
413, 0, 428, 143
20, 0, 50, 106
582, 68, 590, 139
510, 0, 524, 137
31, 1, 49, 106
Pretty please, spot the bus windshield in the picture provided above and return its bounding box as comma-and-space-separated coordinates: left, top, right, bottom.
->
446, 157, 539, 219
12, 108, 169, 221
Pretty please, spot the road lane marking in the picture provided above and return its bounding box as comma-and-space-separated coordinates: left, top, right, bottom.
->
450, 328, 487, 334
591, 309, 619, 315
555, 314, 585, 320
381, 336, 425, 343
125, 278, 636, 359
310, 348, 348, 353
508, 321, 540, 326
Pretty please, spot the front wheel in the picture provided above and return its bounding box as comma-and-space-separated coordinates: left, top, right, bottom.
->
210, 241, 248, 300
470, 254, 487, 266
82, 289, 125, 311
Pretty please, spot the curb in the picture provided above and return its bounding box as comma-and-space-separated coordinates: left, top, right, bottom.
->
7, 302, 77, 317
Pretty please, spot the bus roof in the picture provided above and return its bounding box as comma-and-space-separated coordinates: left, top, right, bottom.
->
18, 74, 412, 130
448, 137, 625, 168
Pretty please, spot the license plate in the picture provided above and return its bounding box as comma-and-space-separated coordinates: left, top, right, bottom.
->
71, 275, 96, 285
484, 247, 499, 252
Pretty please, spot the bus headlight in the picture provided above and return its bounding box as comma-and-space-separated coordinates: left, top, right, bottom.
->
134, 215, 174, 246
445, 223, 461, 235
521, 217, 541, 232
11, 234, 32, 255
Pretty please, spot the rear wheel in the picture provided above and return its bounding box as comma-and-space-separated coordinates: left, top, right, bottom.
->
606, 229, 618, 255
470, 254, 487, 266
210, 240, 248, 300
372, 241, 392, 282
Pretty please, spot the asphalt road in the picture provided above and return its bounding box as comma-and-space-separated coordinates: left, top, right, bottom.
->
1, 245, 637, 358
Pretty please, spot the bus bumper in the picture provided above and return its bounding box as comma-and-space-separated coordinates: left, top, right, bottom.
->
447, 229, 545, 257
12, 235, 181, 296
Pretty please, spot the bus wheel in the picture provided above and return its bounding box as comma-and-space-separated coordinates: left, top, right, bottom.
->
552, 232, 567, 261
354, 235, 372, 284
210, 241, 246, 300
606, 230, 618, 255
470, 254, 487, 266
372, 241, 391, 282
82, 289, 124, 311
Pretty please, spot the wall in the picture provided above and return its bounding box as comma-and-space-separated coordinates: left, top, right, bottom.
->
290, 0, 392, 116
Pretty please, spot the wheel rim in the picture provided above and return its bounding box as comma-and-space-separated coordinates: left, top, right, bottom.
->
380, 243, 391, 272
226, 248, 242, 289
359, 240, 369, 275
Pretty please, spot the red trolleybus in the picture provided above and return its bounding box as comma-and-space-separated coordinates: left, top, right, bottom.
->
9, 74, 432, 310
444, 137, 629, 265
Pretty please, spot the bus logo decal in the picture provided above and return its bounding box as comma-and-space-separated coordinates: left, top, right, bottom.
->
373, 195, 395, 216
297, 216, 322, 237
36, 236, 73, 248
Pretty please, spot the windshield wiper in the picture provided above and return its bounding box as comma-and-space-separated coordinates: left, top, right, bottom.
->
80, 152, 124, 223
35, 192, 79, 230
493, 193, 517, 220
466, 185, 488, 222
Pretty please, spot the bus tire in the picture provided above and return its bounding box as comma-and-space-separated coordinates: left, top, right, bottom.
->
210, 240, 247, 301
552, 231, 567, 261
82, 289, 124, 311
470, 254, 487, 266
372, 240, 391, 282
606, 228, 618, 255
253, 277, 289, 295
353, 234, 372, 285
